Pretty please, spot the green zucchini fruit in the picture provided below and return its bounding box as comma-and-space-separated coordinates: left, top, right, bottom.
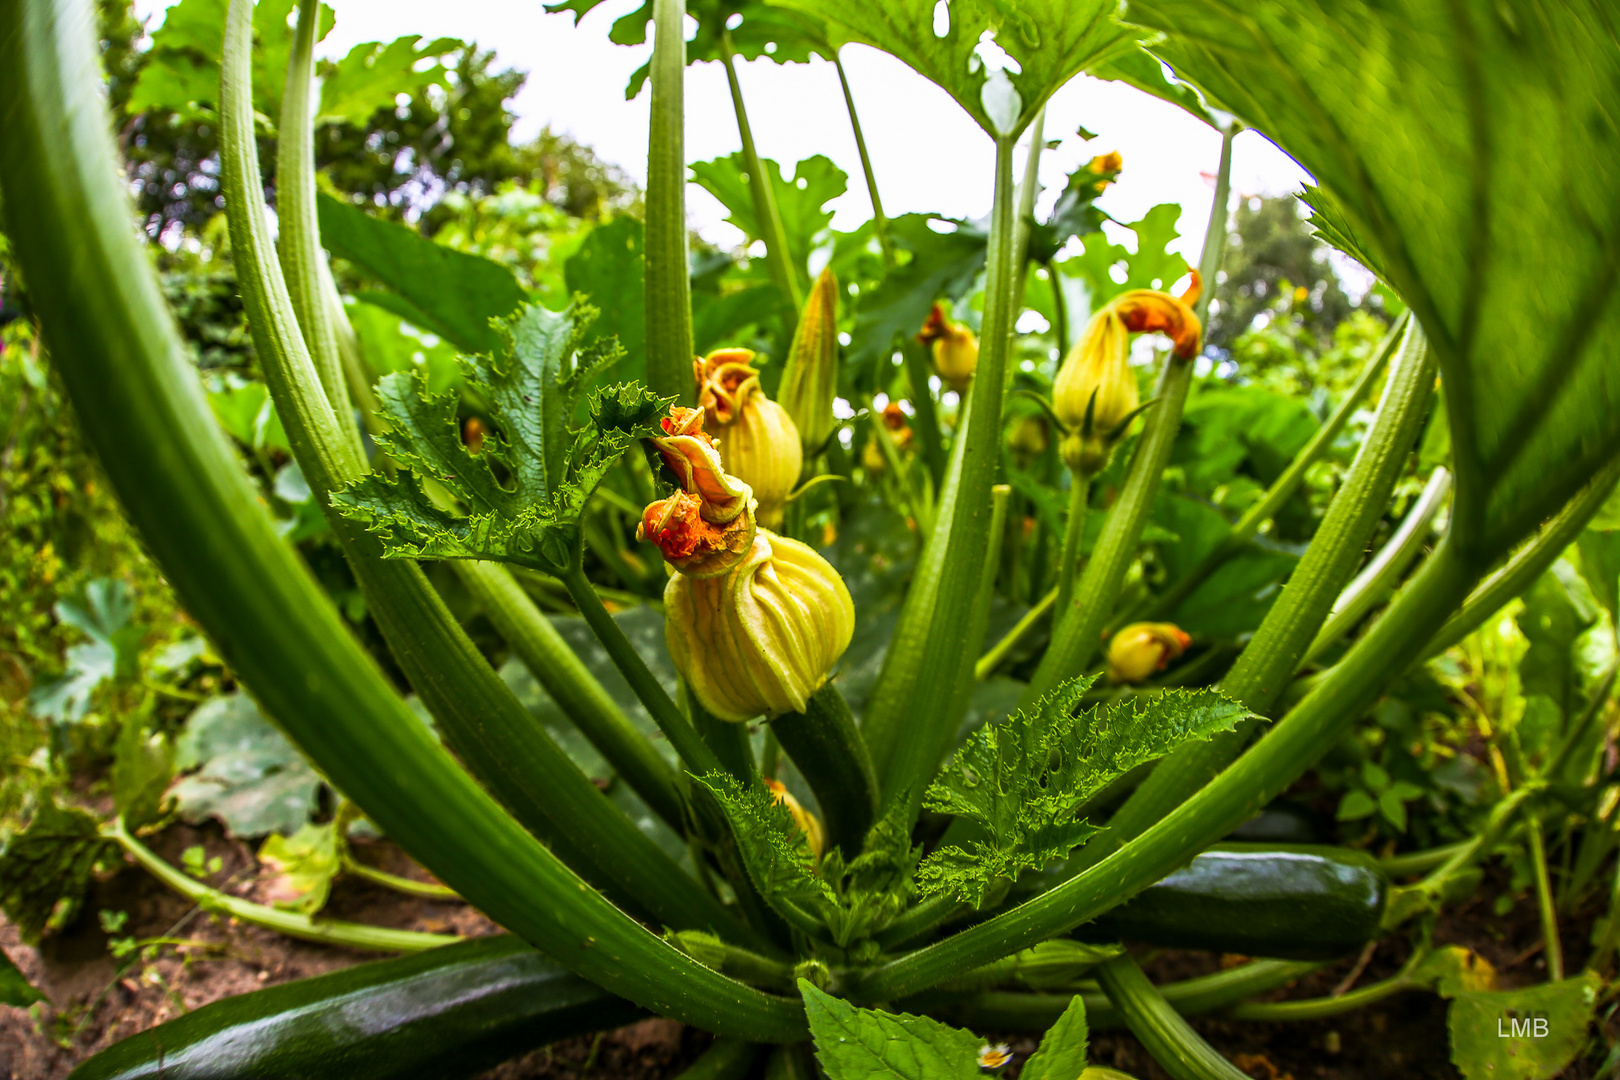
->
1078, 843, 1387, 961
69, 936, 644, 1080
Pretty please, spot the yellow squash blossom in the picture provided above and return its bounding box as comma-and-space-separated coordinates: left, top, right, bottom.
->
696, 348, 801, 529
1107, 622, 1193, 684
917, 302, 979, 391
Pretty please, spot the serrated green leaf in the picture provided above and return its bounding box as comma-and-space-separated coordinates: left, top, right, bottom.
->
1021, 995, 1089, 1080
848, 214, 988, 382
26, 578, 143, 724
695, 771, 834, 915
316, 36, 463, 127
1025, 159, 1114, 266
771, 0, 1136, 137
0, 795, 114, 944
1447, 972, 1599, 1080
919, 678, 1251, 903
317, 192, 528, 356
170, 693, 322, 838
1128, 0, 1620, 564
800, 980, 982, 1080
0, 947, 45, 1008
258, 820, 341, 916
332, 302, 669, 573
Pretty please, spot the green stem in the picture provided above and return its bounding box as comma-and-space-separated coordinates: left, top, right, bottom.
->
0, 2, 802, 1037
916, 959, 1319, 1030
860, 136, 1031, 822
721, 30, 802, 317
646, 0, 694, 403
1227, 967, 1419, 1021
457, 559, 686, 832
1546, 660, 1618, 782
976, 587, 1057, 681
1054, 472, 1091, 618
834, 51, 893, 269
901, 339, 948, 490
109, 818, 457, 952
1423, 455, 1620, 661
343, 856, 462, 901
691, 687, 758, 785
1528, 813, 1565, 981
1022, 355, 1194, 707
1586, 856, 1620, 975
855, 538, 1475, 1000
1011, 107, 1047, 303
225, 0, 734, 939
1132, 313, 1407, 626
1093, 956, 1251, 1080
944, 483, 1013, 722
681, 1039, 765, 1080
1380, 841, 1470, 878
1083, 320, 1436, 870
1400, 781, 1542, 923
1302, 465, 1451, 666
1047, 261, 1070, 353
561, 564, 725, 779
770, 684, 878, 856
874, 894, 967, 950
275, 0, 351, 424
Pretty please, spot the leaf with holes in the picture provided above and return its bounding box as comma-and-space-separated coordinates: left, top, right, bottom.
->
1128, 0, 1620, 566
332, 303, 670, 574
918, 676, 1252, 903
770, 0, 1137, 137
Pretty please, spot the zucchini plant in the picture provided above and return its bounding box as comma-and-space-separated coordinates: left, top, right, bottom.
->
1, 0, 1618, 1078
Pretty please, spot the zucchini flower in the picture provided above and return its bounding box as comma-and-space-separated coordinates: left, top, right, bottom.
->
765, 778, 825, 860
1087, 150, 1124, 193
639, 406, 756, 577
1052, 274, 1202, 475
917, 302, 978, 391
1107, 622, 1192, 684
696, 349, 802, 530
662, 530, 854, 722
862, 401, 913, 474
777, 266, 840, 456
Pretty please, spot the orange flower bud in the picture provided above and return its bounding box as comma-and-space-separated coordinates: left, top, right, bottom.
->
696, 349, 802, 530
765, 778, 825, 860
1106, 622, 1192, 684
917, 302, 979, 391
664, 531, 854, 722
1052, 276, 1202, 475
637, 490, 757, 578
650, 406, 753, 522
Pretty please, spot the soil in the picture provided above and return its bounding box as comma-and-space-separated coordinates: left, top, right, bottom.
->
0, 829, 1611, 1080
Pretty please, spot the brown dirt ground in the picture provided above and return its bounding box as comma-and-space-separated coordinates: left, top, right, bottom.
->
1, 829, 1612, 1080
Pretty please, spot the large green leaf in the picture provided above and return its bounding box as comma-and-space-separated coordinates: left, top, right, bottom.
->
547, 0, 838, 99
847, 214, 988, 381
689, 153, 847, 289
563, 216, 646, 387
1127, 0, 1620, 564
1447, 972, 1599, 1080
170, 692, 322, 838
332, 303, 669, 573
0, 796, 115, 944
770, 0, 1136, 137
918, 676, 1251, 903
801, 981, 983, 1080
316, 36, 464, 127
317, 192, 528, 357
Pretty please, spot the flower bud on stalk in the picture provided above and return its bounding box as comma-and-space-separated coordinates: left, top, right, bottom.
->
1052, 274, 1202, 475
1106, 622, 1192, 684
696, 349, 802, 529
917, 302, 978, 391
862, 401, 913, 474
640, 406, 854, 723
765, 778, 825, 860
1088, 150, 1124, 193
777, 266, 840, 457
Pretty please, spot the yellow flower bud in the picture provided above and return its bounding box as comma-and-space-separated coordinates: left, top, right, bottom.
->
1106, 622, 1192, 684
697, 349, 802, 530
765, 778, 825, 860
777, 267, 840, 456
1052, 275, 1202, 475
917, 302, 979, 391
663, 531, 854, 722
1087, 150, 1124, 192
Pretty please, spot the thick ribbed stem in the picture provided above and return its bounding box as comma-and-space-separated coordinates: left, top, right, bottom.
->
645, 0, 694, 402
771, 684, 879, 856
1093, 956, 1253, 1080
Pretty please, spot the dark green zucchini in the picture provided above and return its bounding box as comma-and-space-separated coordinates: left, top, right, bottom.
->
69, 936, 645, 1080
1078, 843, 1387, 961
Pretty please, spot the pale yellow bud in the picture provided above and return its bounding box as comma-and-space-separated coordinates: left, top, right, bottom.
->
664, 531, 854, 722
917, 302, 978, 391
765, 778, 825, 860
1053, 310, 1137, 475
1106, 622, 1192, 684
777, 267, 840, 455
697, 349, 802, 530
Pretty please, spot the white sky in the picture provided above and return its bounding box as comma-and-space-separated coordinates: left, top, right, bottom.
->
135, 0, 1315, 263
